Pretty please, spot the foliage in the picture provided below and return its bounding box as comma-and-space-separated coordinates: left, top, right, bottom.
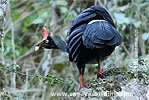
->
0, 0, 148, 99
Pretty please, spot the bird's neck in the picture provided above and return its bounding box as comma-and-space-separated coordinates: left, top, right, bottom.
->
52, 37, 68, 53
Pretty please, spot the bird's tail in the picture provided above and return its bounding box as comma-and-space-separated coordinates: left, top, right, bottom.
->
82, 21, 122, 48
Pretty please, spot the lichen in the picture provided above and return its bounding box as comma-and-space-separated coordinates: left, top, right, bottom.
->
61, 55, 149, 100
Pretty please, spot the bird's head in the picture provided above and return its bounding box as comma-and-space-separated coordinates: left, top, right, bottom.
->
35, 27, 58, 51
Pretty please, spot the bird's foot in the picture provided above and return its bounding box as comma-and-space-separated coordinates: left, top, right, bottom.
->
79, 84, 88, 90
79, 82, 90, 90
97, 72, 103, 79
79, 84, 84, 90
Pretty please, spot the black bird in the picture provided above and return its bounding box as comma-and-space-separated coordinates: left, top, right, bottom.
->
35, 6, 122, 89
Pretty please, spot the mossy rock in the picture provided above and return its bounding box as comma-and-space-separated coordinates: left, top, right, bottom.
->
61, 56, 149, 100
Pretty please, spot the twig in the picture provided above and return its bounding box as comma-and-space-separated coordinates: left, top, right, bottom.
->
12, 0, 28, 9
1, 88, 45, 93
1, 41, 5, 64
94, 0, 98, 5
8, 45, 35, 66
134, 30, 139, 70
97, 0, 104, 7
57, 0, 77, 23
25, 69, 29, 91
139, 33, 145, 56
134, 30, 138, 60
0, 0, 7, 48
7, 0, 16, 88
121, 43, 131, 56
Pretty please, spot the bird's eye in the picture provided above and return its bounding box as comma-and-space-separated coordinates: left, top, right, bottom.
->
45, 40, 49, 43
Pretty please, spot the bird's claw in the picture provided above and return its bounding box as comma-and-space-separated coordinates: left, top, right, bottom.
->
97, 72, 103, 79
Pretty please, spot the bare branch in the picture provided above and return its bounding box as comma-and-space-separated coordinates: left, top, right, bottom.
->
0, 0, 7, 48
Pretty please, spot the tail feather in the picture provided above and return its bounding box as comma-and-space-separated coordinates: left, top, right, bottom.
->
82, 21, 122, 48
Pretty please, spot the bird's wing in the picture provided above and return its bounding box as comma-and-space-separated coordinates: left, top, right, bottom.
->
82, 21, 122, 48
66, 6, 117, 62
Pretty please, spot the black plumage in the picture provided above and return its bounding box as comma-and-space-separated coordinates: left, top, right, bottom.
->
66, 6, 122, 73
35, 5, 122, 89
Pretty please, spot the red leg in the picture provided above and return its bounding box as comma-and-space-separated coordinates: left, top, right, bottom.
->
97, 60, 103, 79
79, 69, 84, 89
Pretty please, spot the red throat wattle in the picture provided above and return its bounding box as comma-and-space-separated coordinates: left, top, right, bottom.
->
43, 27, 48, 40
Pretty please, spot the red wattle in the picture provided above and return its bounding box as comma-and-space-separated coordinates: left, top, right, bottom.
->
43, 27, 48, 40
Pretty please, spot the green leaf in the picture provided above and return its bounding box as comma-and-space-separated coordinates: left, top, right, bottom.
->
142, 33, 149, 40
14, 64, 20, 69
133, 21, 141, 28
23, 27, 27, 33
113, 12, 130, 24
118, 5, 129, 11
22, 46, 29, 53
12, 10, 20, 21
61, 7, 68, 13
23, 17, 33, 27
32, 18, 44, 24
40, 12, 48, 18
15, 50, 20, 57
113, 12, 139, 26
0, 62, 5, 67
31, 11, 48, 24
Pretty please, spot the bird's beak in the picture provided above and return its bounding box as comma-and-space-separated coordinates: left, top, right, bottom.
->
35, 46, 40, 51
35, 40, 44, 51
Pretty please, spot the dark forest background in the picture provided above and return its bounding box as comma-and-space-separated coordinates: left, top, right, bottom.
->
0, 0, 148, 100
